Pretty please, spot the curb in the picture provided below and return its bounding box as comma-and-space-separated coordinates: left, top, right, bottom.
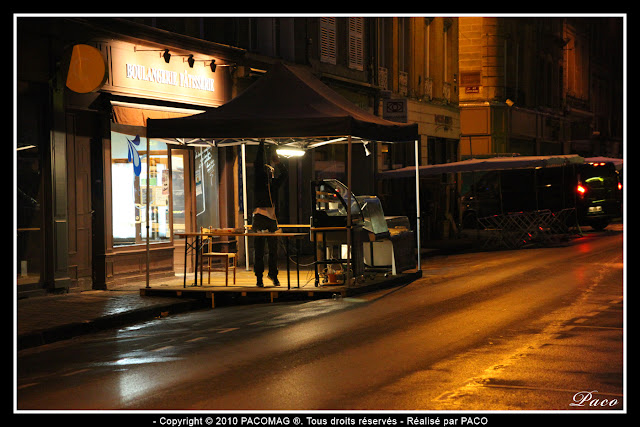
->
17, 298, 209, 351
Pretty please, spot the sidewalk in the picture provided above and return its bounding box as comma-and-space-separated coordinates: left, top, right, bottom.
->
15, 277, 212, 351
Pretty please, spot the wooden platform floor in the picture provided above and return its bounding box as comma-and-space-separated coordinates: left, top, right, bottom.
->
140, 267, 421, 308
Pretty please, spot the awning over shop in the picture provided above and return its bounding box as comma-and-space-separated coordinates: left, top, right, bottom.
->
378, 154, 585, 178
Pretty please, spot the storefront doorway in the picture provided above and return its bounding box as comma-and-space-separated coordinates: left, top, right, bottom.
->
170, 148, 191, 274
169, 145, 222, 276
66, 110, 96, 291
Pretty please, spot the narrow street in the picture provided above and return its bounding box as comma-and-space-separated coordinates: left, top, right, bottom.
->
17, 226, 624, 411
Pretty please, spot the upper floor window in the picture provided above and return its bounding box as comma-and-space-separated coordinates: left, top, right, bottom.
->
565, 27, 590, 101
348, 17, 364, 71
320, 17, 337, 65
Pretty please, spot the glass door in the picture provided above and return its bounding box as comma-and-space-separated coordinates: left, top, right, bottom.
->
170, 147, 220, 275
171, 149, 191, 274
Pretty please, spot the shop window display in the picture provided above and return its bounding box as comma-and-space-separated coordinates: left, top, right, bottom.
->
17, 84, 46, 286
16, 145, 42, 284
111, 130, 170, 246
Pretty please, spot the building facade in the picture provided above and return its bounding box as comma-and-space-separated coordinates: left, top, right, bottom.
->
564, 17, 624, 158
458, 16, 623, 159
17, 17, 244, 296
373, 17, 461, 240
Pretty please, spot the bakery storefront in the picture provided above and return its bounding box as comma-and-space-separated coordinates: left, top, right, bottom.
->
100, 39, 234, 286
65, 35, 237, 292
17, 18, 243, 296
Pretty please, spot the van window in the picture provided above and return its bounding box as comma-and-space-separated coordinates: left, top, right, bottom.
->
579, 164, 617, 188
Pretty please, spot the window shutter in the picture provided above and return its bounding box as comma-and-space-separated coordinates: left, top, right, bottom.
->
348, 17, 364, 71
320, 17, 337, 65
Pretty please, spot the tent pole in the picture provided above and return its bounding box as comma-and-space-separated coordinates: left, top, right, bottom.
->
241, 143, 250, 270
146, 138, 150, 288
346, 135, 352, 287
498, 170, 504, 215
415, 139, 421, 271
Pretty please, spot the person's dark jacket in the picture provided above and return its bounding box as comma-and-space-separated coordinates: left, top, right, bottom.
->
253, 141, 288, 212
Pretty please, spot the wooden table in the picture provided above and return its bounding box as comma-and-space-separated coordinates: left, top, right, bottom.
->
175, 230, 308, 290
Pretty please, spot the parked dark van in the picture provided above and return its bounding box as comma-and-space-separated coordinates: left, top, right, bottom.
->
460, 161, 622, 230
575, 161, 623, 230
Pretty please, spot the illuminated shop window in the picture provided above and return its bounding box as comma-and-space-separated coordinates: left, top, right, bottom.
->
111, 130, 170, 246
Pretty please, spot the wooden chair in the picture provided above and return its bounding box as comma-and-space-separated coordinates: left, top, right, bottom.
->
200, 227, 237, 286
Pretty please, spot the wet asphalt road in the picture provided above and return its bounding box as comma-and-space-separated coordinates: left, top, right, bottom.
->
17, 226, 624, 411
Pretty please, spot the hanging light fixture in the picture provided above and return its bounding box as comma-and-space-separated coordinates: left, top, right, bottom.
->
276, 147, 306, 158
133, 46, 172, 63
180, 57, 217, 73
135, 45, 219, 73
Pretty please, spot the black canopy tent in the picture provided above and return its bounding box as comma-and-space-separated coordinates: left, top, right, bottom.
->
146, 62, 421, 287
147, 61, 418, 143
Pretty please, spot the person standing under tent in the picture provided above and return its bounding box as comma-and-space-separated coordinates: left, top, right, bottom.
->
252, 140, 288, 287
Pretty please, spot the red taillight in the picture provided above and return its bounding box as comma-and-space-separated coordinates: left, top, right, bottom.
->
577, 184, 587, 195
618, 182, 622, 191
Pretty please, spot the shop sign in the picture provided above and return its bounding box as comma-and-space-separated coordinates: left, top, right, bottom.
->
461, 71, 481, 94
106, 41, 226, 107
125, 63, 215, 93
66, 44, 107, 93
383, 98, 408, 123
435, 115, 452, 126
